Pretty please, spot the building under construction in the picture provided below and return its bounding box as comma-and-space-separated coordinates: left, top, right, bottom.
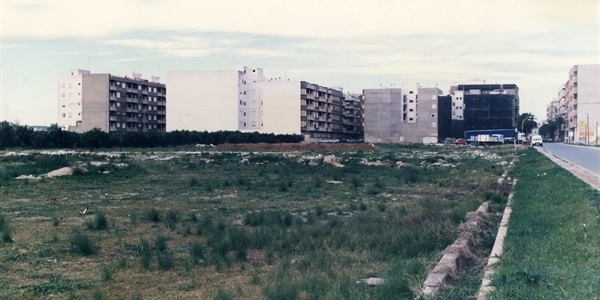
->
438, 83, 519, 140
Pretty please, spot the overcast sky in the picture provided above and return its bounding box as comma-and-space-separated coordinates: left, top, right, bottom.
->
1, 0, 598, 126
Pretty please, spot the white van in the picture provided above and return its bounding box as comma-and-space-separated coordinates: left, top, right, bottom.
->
531, 135, 543, 147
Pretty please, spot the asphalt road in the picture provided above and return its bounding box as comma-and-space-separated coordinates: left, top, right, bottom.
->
541, 143, 600, 176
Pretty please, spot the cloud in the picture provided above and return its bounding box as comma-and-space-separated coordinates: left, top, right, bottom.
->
3, 0, 597, 40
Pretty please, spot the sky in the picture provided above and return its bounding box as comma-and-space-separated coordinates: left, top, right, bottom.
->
1, 0, 598, 126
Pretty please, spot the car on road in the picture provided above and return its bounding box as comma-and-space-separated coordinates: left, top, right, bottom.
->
531, 135, 543, 147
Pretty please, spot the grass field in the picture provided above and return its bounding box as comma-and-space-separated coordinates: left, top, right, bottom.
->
489, 148, 600, 300
0, 144, 513, 299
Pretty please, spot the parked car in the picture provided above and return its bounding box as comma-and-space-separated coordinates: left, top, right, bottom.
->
531, 135, 543, 147
455, 138, 467, 145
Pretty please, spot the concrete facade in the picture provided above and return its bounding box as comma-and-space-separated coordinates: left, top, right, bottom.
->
58, 69, 166, 133
363, 88, 404, 143
362, 87, 441, 143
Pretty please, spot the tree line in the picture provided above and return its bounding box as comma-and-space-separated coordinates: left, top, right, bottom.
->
0, 122, 303, 149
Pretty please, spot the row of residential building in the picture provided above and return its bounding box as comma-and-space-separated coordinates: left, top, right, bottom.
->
59, 67, 520, 143
546, 64, 599, 145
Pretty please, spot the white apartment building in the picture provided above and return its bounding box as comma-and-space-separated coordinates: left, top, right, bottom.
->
564, 64, 600, 144
58, 69, 166, 133
167, 67, 349, 141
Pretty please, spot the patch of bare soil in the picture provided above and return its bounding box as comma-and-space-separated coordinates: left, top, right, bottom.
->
213, 143, 379, 152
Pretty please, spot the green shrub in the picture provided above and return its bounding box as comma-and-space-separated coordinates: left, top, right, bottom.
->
214, 287, 232, 300
2, 229, 13, 243
165, 210, 179, 230
70, 232, 97, 256
189, 242, 204, 265
155, 234, 168, 252
0, 215, 6, 230
157, 253, 174, 271
86, 211, 108, 230
138, 239, 152, 269
99, 264, 114, 282
145, 208, 161, 223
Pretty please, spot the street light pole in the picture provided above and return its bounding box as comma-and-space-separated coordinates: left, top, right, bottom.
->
522, 117, 533, 135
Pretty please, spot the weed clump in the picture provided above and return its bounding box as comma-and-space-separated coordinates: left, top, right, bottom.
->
157, 253, 174, 270
189, 242, 204, 265
70, 231, 98, 256
86, 211, 108, 230
0, 215, 13, 243
137, 239, 152, 269
165, 210, 179, 230
145, 208, 161, 223
155, 234, 169, 252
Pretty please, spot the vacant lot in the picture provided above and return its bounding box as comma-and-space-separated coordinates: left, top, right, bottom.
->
0, 144, 512, 299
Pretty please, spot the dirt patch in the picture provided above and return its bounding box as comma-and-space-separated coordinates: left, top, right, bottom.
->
213, 143, 380, 152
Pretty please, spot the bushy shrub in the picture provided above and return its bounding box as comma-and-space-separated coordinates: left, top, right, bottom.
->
70, 231, 97, 256
86, 211, 108, 230
138, 239, 152, 269
145, 208, 161, 222
155, 234, 169, 252
165, 210, 179, 230
157, 253, 174, 270
189, 242, 204, 265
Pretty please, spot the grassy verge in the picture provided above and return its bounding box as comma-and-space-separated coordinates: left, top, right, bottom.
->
489, 148, 600, 299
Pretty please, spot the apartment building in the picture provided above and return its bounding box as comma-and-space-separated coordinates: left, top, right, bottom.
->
166, 67, 354, 141
301, 82, 345, 140
58, 69, 166, 133
563, 64, 599, 144
342, 93, 364, 140
546, 100, 559, 120
362, 86, 441, 143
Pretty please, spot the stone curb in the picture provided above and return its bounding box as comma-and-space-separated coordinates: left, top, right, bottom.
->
421, 163, 514, 298
476, 179, 515, 299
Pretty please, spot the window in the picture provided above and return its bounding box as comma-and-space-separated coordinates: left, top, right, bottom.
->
432, 104, 437, 109
62, 113, 66, 117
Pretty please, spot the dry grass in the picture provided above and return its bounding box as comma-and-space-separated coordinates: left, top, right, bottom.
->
0, 144, 513, 299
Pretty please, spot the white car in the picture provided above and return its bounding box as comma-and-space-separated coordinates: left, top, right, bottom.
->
531, 135, 543, 147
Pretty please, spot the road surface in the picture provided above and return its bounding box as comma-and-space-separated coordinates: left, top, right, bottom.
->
542, 143, 600, 175
537, 143, 600, 190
